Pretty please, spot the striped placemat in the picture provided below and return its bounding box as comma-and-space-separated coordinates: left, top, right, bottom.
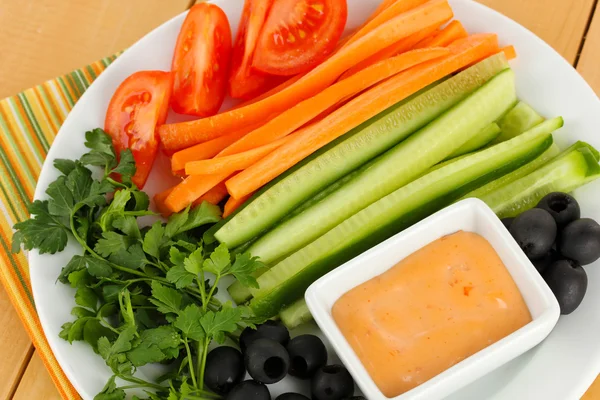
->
0, 54, 119, 400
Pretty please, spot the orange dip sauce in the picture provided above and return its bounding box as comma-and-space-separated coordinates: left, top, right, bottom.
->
332, 231, 532, 398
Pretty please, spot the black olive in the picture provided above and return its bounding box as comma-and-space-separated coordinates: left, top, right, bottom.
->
532, 247, 559, 273
245, 338, 290, 384
226, 380, 270, 400
501, 217, 514, 230
558, 218, 600, 265
509, 208, 557, 260
240, 320, 291, 352
204, 346, 245, 395
287, 334, 328, 379
536, 192, 580, 228
343, 397, 366, 400
276, 394, 311, 400
311, 365, 354, 400
543, 259, 588, 315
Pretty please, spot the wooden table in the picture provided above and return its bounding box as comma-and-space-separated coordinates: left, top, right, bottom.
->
0, 0, 599, 398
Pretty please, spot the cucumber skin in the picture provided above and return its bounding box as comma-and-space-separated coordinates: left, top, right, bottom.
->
280, 298, 313, 330
446, 123, 501, 160
249, 135, 554, 318
491, 101, 545, 144
247, 70, 518, 265
216, 55, 511, 248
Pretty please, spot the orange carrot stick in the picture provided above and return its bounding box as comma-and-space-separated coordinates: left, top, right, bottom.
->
218, 47, 449, 156
158, 0, 454, 151
223, 192, 254, 218
339, 23, 442, 80
415, 20, 468, 48
233, 74, 304, 110
165, 172, 231, 213
342, 0, 430, 49
170, 123, 261, 172
192, 182, 229, 206
226, 34, 499, 199
500, 45, 517, 60
154, 187, 175, 217
186, 136, 290, 176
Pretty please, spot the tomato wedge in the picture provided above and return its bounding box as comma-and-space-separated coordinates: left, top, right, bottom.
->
171, 3, 232, 116
229, 0, 281, 100
105, 71, 172, 189
252, 0, 348, 76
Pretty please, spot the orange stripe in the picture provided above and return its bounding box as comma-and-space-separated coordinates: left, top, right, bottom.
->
0, 110, 37, 199
10, 99, 47, 157
32, 87, 60, 134
50, 81, 72, 119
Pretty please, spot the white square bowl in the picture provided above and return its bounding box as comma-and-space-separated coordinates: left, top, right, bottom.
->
305, 198, 560, 400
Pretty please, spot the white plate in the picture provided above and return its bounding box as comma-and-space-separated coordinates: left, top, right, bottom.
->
29, 1, 600, 399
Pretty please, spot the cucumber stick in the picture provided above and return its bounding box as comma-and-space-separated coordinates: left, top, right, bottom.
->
491, 101, 544, 144
249, 122, 556, 318
445, 123, 501, 160
480, 141, 600, 218
246, 70, 518, 266
280, 298, 312, 330
215, 54, 510, 249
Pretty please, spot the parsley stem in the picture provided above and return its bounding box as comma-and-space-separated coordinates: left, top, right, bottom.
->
183, 338, 198, 388
198, 338, 210, 391
117, 375, 167, 392
98, 318, 120, 335
205, 275, 221, 309
196, 276, 208, 312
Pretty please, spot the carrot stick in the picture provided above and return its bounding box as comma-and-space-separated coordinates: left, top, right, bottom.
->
500, 45, 517, 60
233, 74, 304, 110
415, 20, 468, 48
154, 187, 175, 217
339, 23, 441, 80
223, 192, 254, 218
218, 47, 449, 156
165, 172, 231, 213
342, 0, 430, 49
158, 0, 454, 151
170, 123, 261, 172
186, 136, 290, 176
226, 34, 499, 199
192, 182, 229, 206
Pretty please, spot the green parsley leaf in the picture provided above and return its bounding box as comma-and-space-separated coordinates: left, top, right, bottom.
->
126, 326, 181, 367
143, 222, 166, 259
112, 150, 136, 180
68, 268, 92, 288
169, 247, 186, 266
112, 215, 141, 239
75, 287, 98, 310
95, 231, 134, 258
166, 265, 196, 289
71, 306, 95, 318
53, 158, 78, 175
81, 129, 116, 170
229, 253, 265, 289
149, 281, 182, 315
200, 306, 242, 343
65, 162, 93, 201
58, 255, 86, 283
86, 257, 113, 278
67, 317, 91, 343
12, 200, 69, 254
84, 319, 116, 353
109, 244, 146, 270
98, 189, 131, 232
93, 375, 126, 400
182, 202, 222, 232
202, 243, 230, 276
183, 247, 204, 275
174, 305, 205, 341
46, 176, 75, 216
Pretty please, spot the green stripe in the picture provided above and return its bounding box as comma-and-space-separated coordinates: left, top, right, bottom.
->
67, 71, 86, 98
74, 69, 91, 92
0, 146, 30, 220
16, 93, 50, 152
0, 180, 21, 222
37, 85, 63, 131
6, 98, 45, 168
0, 234, 34, 304
56, 77, 76, 107
85, 65, 98, 80
0, 109, 38, 193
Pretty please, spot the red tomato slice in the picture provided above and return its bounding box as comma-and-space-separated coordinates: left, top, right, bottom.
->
228, 0, 282, 100
252, 0, 348, 76
105, 71, 172, 189
171, 3, 232, 116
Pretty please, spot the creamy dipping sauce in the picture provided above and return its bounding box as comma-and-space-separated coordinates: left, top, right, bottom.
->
332, 231, 532, 397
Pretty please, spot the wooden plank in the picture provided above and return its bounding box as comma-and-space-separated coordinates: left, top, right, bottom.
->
476, 0, 596, 64
13, 351, 61, 400
577, 1, 600, 95
0, 285, 33, 399
0, 0, 191, 100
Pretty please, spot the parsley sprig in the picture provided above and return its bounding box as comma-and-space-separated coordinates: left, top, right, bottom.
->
13, 129, 265, 400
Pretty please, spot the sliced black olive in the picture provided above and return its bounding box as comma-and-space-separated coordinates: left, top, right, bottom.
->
543, 259, 588, 315
558, 218, 600, 265
276, 394, 311, 400
240, 320, 290, 352
536, 192, 580, 228
287, 334, 328, 379
509, 208, 557, 259
226, 380, 270, 400
204, 346, 245, 395
501, 217, 514, 230
244, 338, 290, 384
311, 365, 354, 400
